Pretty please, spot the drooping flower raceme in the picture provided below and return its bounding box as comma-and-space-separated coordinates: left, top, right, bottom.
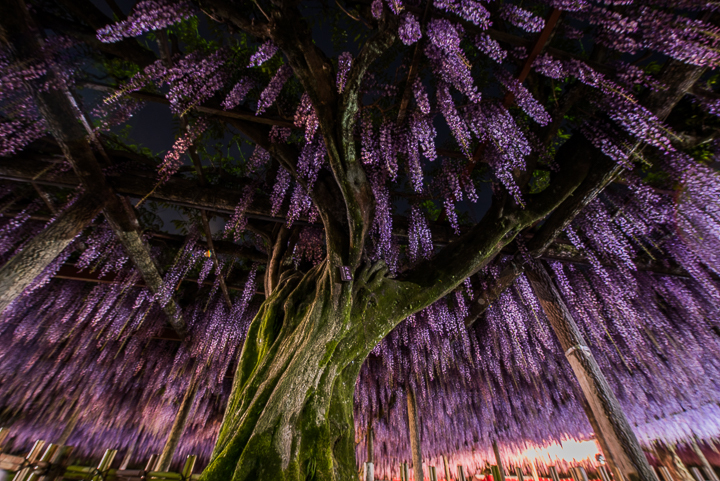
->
158, 117, 208, 182
399, 13, 422, 45
425, 19, 481, 103
256, 65, 293, 116
474, 34, 506, 63
500, 5, 545, 33
337, 52, 353, 93
97, 0, 195, 43
221, 77, 254, 110
248, 40, 278, 68
496, 70, 551, 126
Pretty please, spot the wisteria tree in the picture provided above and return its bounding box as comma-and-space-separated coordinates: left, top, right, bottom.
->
1, 0, 720, 480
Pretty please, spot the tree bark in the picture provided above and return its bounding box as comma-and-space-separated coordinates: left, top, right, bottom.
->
200, 264, 366, 481
0, 193, 104, 314
407, 387, 424, 481
526, 262, 656, 481
156, 379, 199, 472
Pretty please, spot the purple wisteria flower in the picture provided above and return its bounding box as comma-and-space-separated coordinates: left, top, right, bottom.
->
222, 77, 254, 110
398, 13, 422, 45
337, 52, 353, 93
248, 40, 279, 68
500, 5, 545, 33
97, 0, 195, 43
256, 65, 293, 116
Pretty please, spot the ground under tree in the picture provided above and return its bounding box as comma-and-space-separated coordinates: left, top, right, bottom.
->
1, 0, 720, 480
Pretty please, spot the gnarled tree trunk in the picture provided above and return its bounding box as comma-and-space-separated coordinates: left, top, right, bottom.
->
200, 262, 381, 481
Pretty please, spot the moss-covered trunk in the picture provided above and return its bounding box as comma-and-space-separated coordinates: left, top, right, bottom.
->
200, 261, 372, 481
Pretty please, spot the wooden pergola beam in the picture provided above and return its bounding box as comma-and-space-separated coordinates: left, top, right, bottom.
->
1, 157, 702, 282
0, 0, 187, 336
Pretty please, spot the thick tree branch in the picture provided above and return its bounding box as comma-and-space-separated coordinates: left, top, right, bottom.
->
463, 59, 707, 326
362, 134, 593, 341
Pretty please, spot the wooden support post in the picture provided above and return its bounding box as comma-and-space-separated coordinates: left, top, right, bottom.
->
145, 454, 159, 473
0, 0, 187, 336
56, 409, 80, 445
517, 467, 525, 481
531, 461, 541, 481
181, 455, 196, 479
549, 466, 561, 481
367, 422, 374, 464
598, 466, 613, 481
492, 465, 503, 481
0, 428, 9, 452
15, 440, 45, 481
0, 193, 104, 314
430, 466, 438, 481
493, 441, 506, 481
407, 387, 424, 481
691, 439, 719, 481
656, 443, 694, 481
690, 467, 704, 481
37, 444, 73, 481
571, 467, 589, 481
458, 465, 467, 481
91, 449, 116, 481
404, 462, 410, 481
156, 380, 198, 472
365, 462, 375, 481
580, 397, 624, 481
443, 455, 452, 481
23, 443, 57, 481
527, 262, 657, 481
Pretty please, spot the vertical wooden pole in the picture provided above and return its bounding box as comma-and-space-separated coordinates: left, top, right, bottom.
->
531, 461, 540, 481
365, 462, 375, 481
527, 263, 657, 481
156, 380, 198, 472
119, 428, 143, 470
443, 456, 452, 481
516, 467, 525, 481
15, 441, 46, 481
366, 419, 374, 481
404, 462, 410, 481
367, 422, 374, 464
91, 449, 116, 481
691, 439, 719, 481
549, 466, 561, 481
493, 441, 506, 481
656, 443, 694, 481
430, 466, 437, 481
181, 455, 196, 479
56, 409, 80, 446
458, 465, 467, 481
0, 193, 104, 314
407, 387, 424, 481
579, 397, 624, 481
0, 428, 9, 452
39, 444, 73, 481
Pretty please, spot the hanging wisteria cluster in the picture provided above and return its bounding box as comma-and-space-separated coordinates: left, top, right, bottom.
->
0, 219, 261, 471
